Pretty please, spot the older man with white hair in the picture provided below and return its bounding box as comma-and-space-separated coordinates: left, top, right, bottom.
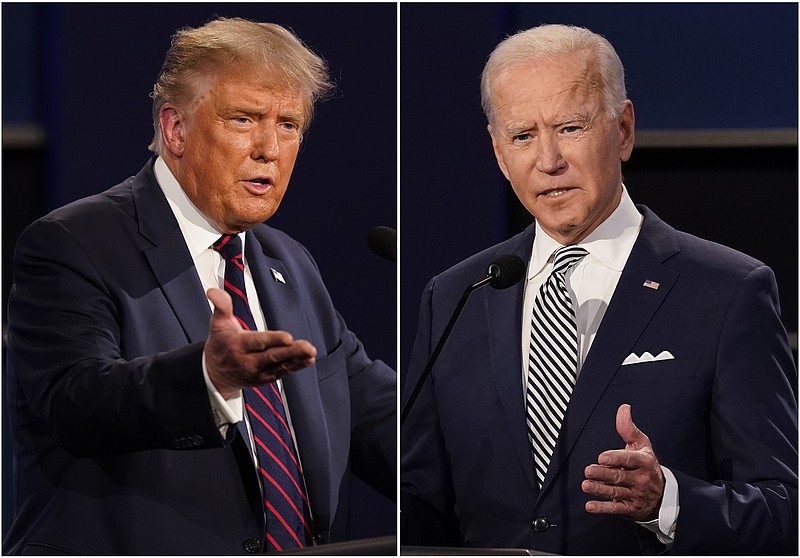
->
401, 24, 797, 555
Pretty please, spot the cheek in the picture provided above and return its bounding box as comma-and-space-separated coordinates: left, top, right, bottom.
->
504, 151, 535, 181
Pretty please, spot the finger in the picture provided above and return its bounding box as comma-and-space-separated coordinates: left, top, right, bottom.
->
585, 499, 631, 516
585, 463, 627, 485
239, 330, 295, 353
595, 449, 650, 470
581, 479, 630, 500
252, 340, 318, 366
207, 288, 240, 330
615, 403, 650, 450
269, 342, 317, 365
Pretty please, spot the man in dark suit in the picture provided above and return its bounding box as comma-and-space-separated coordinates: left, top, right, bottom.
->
401, 24, 797, 554
5, 17, 395, 555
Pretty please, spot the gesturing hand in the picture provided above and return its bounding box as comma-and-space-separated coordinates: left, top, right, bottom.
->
582, 404, 665, 521
204, 288, 317, 399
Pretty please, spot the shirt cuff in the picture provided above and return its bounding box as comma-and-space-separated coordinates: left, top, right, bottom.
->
202, 351, 244, 436
636, 465, 679, 546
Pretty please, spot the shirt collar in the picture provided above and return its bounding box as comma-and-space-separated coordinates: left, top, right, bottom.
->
529, 185, 643, 278
154, 156, 241, 256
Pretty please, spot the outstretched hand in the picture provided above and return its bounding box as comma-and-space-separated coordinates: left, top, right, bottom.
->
582, 404, 665, 521
204, 288, 317, 399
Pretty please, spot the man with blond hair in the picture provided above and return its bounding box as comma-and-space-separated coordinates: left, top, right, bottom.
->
402, 24, 797, 554
5, 17, 395, 555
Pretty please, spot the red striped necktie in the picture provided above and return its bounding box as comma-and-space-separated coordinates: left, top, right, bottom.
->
213, 234, 313, 551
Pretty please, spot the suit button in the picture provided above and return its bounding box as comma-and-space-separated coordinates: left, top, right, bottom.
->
243, 539, 261, 553
532, 516, 550, 532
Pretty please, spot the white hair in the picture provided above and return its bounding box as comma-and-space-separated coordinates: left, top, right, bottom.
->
481, 24, 627, 127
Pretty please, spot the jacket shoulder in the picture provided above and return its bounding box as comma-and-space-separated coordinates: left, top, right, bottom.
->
639, 205, 766, 280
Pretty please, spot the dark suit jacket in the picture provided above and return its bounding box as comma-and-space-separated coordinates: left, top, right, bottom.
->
401, 206, 797, 555
4, 159, 396, 555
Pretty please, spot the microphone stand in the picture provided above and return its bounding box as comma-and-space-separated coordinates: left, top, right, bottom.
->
400, 271, 497, 426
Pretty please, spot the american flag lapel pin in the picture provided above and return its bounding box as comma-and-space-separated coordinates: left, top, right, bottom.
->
270, 268, 286, 284
643, 279, 660, 290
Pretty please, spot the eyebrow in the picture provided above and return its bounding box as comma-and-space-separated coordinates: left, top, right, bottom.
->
506, 124, 533, 136
504, 114, 590, 136
279, 110, 306, 123
224, 106, 306, 123
552, 114, 591, 127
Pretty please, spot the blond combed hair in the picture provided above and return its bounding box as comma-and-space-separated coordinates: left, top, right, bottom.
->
481, 24, 627, 127
149, 17, 334, 153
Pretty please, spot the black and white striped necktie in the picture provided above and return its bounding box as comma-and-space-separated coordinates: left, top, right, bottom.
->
526, 245, 588, 487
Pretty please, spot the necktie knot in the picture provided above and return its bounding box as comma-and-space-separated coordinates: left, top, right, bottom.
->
552, 245, 588, 276
212, 234, 242, 261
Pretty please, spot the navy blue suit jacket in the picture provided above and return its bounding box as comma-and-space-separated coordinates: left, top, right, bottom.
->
5, 159, 396, 555
401, 206, 797, 554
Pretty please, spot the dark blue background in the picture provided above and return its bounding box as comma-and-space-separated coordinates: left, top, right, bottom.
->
4, 1, 799, 547
400, 3, 797, 380
3, 2, 396, 542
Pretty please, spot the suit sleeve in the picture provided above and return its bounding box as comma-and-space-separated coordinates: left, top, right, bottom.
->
400, 276, 463, 545
291, 240, 397, 502
671, 264, 798, 554
344, 326, 397, 501
7, 217, 221, 457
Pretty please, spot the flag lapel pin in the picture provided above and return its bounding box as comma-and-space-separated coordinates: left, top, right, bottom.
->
270, 268, 286, 284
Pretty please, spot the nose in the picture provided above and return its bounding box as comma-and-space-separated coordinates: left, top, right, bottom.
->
251, 124, 280, 162
535, 133, 566, 174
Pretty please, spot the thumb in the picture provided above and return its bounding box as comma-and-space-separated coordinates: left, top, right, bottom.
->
616, 403, 650, 451
207, 288, 240, 331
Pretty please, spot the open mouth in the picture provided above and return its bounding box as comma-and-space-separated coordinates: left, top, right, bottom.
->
242, 177, 274, 192
540, 188, 573, 198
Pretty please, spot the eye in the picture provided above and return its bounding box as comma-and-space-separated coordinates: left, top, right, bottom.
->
278, 121, 303, 137
512, 132, 531, 143
231, 116, 253, 125
560, 125, 582, 135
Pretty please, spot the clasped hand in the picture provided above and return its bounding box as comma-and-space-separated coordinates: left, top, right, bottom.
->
204, 288, 317, 400
582, 404, 665, 522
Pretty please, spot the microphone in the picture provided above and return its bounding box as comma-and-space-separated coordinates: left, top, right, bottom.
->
400, 254, 525, 425
367, 226, 396, 262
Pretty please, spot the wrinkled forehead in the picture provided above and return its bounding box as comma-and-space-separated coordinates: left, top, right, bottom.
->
185, 60, 312, 120
492, 50, 600, 99
491, 53, 603, 117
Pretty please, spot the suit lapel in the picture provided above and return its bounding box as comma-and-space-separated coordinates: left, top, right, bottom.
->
134, 161, 333, 531
486, 226, 541, 496
134, 160, 210, 343
245, 232, 334, 537
539, 207, 680, 497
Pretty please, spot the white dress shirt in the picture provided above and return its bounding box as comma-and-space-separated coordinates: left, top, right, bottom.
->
153, 156, 292, 444
521, 187, 678, 545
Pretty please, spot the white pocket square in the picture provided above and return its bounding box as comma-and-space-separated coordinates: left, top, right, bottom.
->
622, 351, 674, 366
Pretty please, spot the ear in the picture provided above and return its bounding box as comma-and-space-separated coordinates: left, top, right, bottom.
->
488, 124, 511, 182
618, 100, 635, 162
159, 104, 186, 158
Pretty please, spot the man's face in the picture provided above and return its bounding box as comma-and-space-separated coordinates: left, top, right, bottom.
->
169, 68, 306, 234
488, 51, 634, 245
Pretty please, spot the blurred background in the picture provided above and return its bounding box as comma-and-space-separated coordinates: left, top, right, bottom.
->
401, 3, 797, 385
5, 0, 799, 546
3, 2, 396, 542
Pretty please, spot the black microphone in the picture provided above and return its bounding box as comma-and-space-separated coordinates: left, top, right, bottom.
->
400, 254, 525, 425
367, 226, 396, 262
